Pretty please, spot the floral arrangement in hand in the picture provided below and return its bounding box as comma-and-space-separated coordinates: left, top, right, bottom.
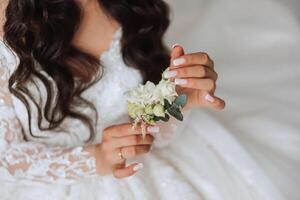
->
124, 69, 187, 138
125, 44, 226, 138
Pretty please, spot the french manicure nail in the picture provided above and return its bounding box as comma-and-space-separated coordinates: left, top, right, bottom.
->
164, 70, 177, 78
147, 126, 160, 133
173, 58, 186, 66
175, 79, 188, 85
205, 94, 215, 103
172, 43, 181, 49
133, 163, 144, 172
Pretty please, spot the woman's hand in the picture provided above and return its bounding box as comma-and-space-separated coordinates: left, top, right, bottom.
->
94, 123, 159, 178
164, 44, 226, 110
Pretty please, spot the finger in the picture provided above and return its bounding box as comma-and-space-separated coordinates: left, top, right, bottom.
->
112, 134, 155, 148
170, 52, 214, 69
170, 44, 185, 61
118, 145, 152, 159
112, 160, 125, 170
113, 163, 144, 179
165, 65, 218, 80
174, 78, 216, 92
101, 145, 126, 165
105, 123, 160, 138
203, 93, 226, 110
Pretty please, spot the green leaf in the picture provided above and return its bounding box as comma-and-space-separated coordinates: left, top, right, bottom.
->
167, 106, 183, 121
160, 113, 170, 122
153, 113, 170, 122
153, 115, 160, 121
175, 93, 188, 107
164, 99, 172, 109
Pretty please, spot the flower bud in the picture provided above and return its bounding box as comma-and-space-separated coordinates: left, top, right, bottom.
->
145, 105, 154, 115
153, 104, 165, 117
128, 103, 137, 118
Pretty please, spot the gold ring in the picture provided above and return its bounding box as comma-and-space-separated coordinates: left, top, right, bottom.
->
118, 148, 124, 160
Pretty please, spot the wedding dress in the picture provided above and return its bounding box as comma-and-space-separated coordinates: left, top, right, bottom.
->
0, 28, 290, 200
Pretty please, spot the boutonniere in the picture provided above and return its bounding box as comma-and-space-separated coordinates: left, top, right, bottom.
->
124, 69, 188, 138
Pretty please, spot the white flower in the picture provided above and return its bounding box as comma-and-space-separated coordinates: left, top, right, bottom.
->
127, 103, 144, 118
155, 79, 178, 105
125, 68, 187, 138
124, 81, 157, 106
125, 69, 178, 108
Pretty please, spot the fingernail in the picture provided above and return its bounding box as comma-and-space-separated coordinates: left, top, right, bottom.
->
172, 43, 181, 49
133, 163, 144, 172
164, 70, 177, 78
175, 79, 188, 85
147, 126, 160, 133
150, 146, 154, 151
173, 58, 186, 66
205, 94, 215, 103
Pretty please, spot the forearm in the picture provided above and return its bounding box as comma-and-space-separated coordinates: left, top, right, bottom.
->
0, 141, 100, 182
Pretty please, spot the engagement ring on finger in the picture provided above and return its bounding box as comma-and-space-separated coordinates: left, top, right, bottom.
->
118, 148, 125, 160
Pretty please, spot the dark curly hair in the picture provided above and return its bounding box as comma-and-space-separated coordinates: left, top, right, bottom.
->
3, 0, 171, 142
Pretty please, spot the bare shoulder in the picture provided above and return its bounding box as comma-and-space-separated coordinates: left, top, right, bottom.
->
0, 0, 8, 38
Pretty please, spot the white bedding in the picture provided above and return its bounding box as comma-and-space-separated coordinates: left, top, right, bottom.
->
165, 0, 300, 199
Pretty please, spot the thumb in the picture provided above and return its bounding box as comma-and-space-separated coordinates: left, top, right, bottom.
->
170, 44, 185, 67
113, 162, 144, 179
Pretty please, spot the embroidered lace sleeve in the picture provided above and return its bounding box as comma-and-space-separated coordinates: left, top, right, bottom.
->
0, 42, 98, 183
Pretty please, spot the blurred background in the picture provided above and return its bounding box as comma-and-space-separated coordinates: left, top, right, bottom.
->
165, 0, 300, 199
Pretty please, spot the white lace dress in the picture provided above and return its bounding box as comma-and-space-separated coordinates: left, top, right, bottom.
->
0, 28, 291, 200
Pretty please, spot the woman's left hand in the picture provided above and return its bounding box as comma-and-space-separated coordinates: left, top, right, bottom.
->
165, 44, 226, 111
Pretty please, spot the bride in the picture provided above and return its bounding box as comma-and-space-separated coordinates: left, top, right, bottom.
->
0, 0, 288, 199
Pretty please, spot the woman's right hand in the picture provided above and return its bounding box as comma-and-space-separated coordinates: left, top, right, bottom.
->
94, 123, 160, 178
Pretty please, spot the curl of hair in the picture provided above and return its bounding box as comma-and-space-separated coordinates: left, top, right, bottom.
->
3, 0, 170, 142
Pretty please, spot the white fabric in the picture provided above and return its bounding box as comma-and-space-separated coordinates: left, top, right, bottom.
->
0, 0, 299, 199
